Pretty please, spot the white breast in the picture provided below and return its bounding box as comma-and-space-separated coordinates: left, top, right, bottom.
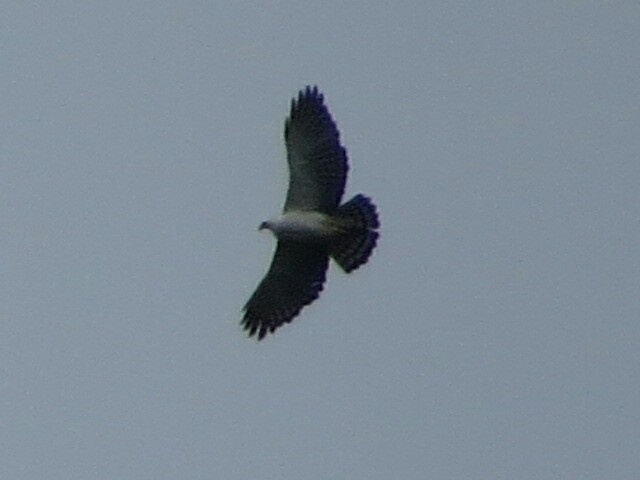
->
268, 211, 334, 240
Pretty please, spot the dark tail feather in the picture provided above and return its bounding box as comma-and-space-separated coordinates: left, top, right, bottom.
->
331, 194, 380, 273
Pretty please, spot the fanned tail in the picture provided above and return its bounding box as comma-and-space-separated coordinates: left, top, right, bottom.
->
330, 194, 380, 273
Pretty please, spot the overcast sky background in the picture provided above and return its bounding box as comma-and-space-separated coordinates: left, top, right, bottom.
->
1, 2, 639, 479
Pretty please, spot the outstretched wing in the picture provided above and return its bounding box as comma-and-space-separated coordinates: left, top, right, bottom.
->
284, 86, 348, 213
242, 241, 329, 340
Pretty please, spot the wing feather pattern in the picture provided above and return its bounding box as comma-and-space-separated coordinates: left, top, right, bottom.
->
284, 86, 348, 213
242, 241, 329, 340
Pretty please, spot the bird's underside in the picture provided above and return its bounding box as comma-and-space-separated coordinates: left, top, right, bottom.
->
242, 86, 380, 340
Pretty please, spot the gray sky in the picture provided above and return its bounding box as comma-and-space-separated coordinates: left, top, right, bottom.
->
1, 1, 639, 479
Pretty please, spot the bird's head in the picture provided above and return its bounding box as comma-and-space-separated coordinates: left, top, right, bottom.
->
258, 220, 271, 231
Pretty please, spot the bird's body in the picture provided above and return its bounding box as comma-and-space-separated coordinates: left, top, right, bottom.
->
260, 211, 337, 241
242, 86, 380, 339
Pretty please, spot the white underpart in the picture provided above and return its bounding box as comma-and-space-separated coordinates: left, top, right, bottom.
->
266, 211, 335, 240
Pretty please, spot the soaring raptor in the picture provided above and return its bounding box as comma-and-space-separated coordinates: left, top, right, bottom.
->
242, 86, 380, 339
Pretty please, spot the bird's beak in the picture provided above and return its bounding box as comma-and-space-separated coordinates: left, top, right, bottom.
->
258, 221, 268, 231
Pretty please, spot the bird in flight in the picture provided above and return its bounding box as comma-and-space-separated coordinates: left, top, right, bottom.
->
242, 86, 380, 340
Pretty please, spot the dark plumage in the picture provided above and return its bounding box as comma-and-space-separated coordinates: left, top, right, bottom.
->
242, 86, 380, 340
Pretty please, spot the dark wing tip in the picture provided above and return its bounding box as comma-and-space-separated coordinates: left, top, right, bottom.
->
300, 85, 321, 102
241, 303, 309, 341
289, 85, 324, 118
285, 85, 339, 146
